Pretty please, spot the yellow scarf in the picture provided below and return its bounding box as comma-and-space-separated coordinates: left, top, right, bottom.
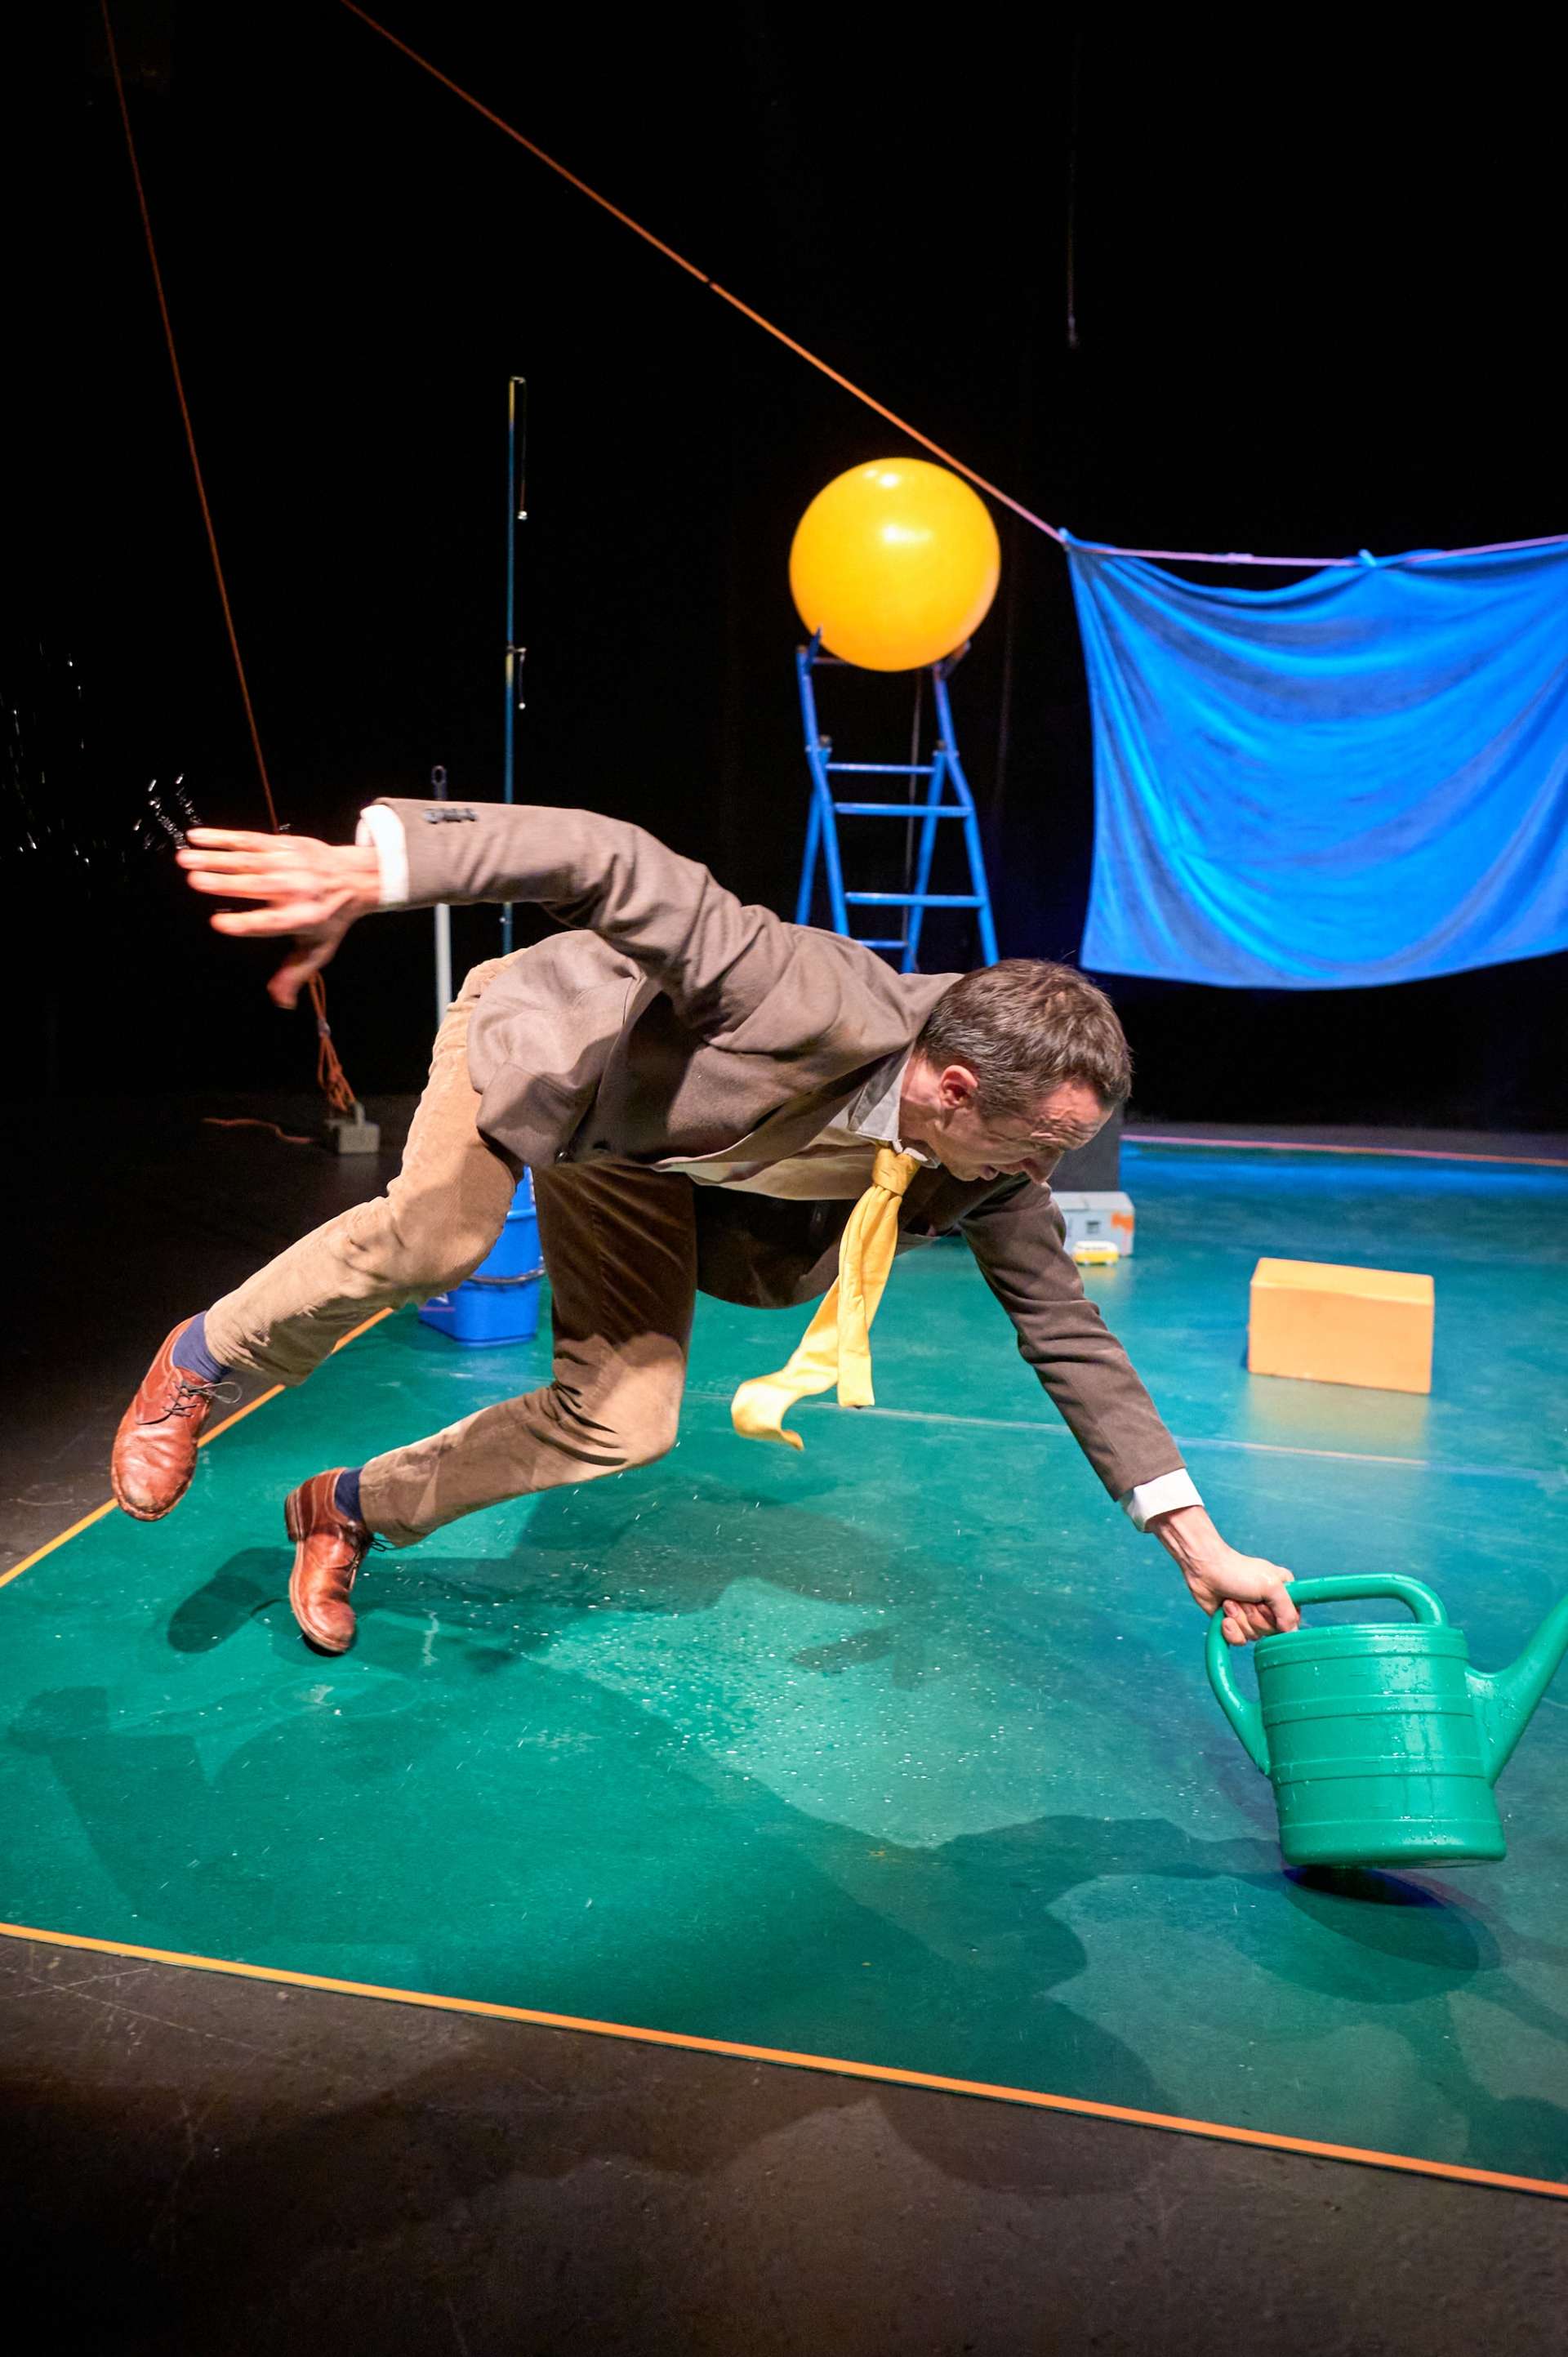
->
731, 1146, 921, 1452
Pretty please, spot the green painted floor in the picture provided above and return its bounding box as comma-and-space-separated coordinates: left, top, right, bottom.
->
5, 1147, 1567, 2181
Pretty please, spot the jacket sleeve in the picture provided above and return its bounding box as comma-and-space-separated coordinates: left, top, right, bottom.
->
372, 799, 800, 1040
958, 1177, 1187, 1501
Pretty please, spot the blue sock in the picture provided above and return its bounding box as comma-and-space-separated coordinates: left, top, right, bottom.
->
172, 1314, 229, 1384
333, 1466, 366, 1527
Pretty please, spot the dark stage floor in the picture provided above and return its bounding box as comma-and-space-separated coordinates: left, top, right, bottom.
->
3, 1093, 1566, 2355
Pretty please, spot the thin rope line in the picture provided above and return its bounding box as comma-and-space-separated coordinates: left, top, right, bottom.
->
102, 0, 358, 1114
334, 4, 1567, 574
1075, 543, 1362, 570
705, 289, 1062, 538
102, 2, 280, 817
1405, 532, 1568, 563
336, 5, 710, 283
333, 2, 1065, 544
1067, 530, 1568, 570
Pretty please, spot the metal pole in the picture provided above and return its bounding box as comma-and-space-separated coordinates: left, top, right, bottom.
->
431, 763, 452, 1024
903, 667, 923, 901
795, 643, 825, 925
904, 705, 945, 974
501, 375, 527, 954
932, 662, 1000, 965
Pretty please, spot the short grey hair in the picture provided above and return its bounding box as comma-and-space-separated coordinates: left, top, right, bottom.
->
914, 960, 1132, 1116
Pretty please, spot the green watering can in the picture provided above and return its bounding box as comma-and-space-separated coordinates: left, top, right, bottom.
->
1207, 1576, 1568, 1869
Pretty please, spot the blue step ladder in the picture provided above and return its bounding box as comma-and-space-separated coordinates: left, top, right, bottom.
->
794, 640, 999, 970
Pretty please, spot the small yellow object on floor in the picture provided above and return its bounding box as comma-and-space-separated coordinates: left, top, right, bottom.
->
1248, 1257, 1435, 1395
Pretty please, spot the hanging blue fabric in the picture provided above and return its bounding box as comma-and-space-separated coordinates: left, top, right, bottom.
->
1067, 537, 1568, 988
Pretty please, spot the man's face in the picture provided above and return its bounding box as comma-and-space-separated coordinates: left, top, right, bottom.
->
925, 1072, 1109, 1185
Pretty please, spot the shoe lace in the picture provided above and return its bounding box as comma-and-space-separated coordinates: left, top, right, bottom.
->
349, 1533, 387, 1584
160, 1374, 243, 1424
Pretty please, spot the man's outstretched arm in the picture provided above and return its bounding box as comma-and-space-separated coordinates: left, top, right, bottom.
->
1138, 1500, 1298, 1645
179, 800, 803, 1036
960, 1175, 1297, 1645
177, 831, 381, 1008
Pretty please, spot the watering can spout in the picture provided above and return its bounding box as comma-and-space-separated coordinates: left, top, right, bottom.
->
1468, 1594, 1568, 1783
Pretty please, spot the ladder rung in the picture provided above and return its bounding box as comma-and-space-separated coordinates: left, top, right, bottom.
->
855, 936, 908, 949
826, 761, 936, 776
832, 801, 966, 818
844, 892, 983, 909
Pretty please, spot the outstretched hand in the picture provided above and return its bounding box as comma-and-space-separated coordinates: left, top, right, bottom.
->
177, 827, 382, 1008
1147, 1503, 1298, 1645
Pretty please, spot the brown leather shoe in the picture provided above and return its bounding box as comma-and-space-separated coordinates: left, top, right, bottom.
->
112, 1323, 236, 1522
285, 1470, 373, 1654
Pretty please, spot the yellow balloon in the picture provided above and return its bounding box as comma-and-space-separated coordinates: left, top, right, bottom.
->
789, 459, 1001, 671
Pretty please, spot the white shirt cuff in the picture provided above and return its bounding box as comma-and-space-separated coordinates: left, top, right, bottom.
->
355, 805, 410, 908
1121, 1468, 1203, 1532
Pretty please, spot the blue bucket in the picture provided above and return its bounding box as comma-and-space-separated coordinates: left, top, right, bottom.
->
417, 1171, 543, 1348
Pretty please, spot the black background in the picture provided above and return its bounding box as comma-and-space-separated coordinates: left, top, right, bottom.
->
8, 2, 1566, 1126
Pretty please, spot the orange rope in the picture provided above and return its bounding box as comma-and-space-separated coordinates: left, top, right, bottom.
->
334, 0, 1066, 544
101, 1, 358, 1116
202, 1116, 317, 1145
335, 9, 1568, 575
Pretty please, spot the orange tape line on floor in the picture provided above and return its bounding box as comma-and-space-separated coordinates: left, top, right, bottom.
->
0, 1916, 1563, 2200
0, 1501, 120, 1590
0, 1308, 394, 1591
1125, 1133, 1568, 1170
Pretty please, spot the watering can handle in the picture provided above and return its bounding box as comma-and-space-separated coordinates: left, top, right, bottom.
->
1284, 1575, 1447, 1623
1205, 1617, 1271, 1772
1205, 1575, 1447, 1776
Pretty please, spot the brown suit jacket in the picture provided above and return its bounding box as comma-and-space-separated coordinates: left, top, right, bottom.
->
377, 798, 1186, 1502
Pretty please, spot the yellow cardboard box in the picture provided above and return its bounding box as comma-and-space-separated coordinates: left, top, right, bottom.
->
1248, 1259, 1434, 1395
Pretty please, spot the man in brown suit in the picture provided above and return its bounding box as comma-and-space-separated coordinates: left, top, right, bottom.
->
113, 800, 1298, 1655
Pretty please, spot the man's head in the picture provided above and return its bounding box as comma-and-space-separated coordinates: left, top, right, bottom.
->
899, 960, 1131, 1185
